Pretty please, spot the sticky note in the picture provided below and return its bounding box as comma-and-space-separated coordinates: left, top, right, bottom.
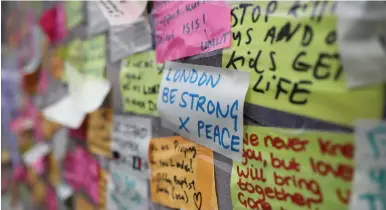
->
337, 1, 386, 88
222, 1, 384, 126
87, 109, 112, 157
150, 136, 218, 210
157, 62, 250, 161
23, 143, 51, 167
350, 120, 386, 210
39, 3, 67, 43
64, 1, 84, 30
56, 183, 74, 200
120, 51, 163, 116
67, 36, 106, 78
109, 19, 152, 62
96, 1, 147, 26
86, 2, 110, 36
75, 194, 94, 210
47, 154, 60, 186
231, 125, 353, 210
107, 163, 149, 210
52, 128, 69, 162
111, 115, 151, 177
45, 186, 58, 210
154, 1, 231, 62
65, 147, 99, 203
43, 62, 111, 128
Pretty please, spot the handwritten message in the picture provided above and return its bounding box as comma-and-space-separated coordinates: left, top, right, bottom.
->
111, 115, 151, 177
150, 136, 218, 210
87, 109, 112, 157
222, 1, 384, 126
96, 1, 147, 26
157, 62, 249, 161
351, 120, 386, 210
107, 162, 148, 210
154, 1, 231, 62
119, 51, 163, 116
231, 126, 354, 210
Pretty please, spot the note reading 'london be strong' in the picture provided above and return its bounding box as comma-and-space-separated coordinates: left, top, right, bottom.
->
157, 62, 250, 161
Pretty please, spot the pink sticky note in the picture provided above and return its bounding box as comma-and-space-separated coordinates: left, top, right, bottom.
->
39, 3, 67, 43
69, 118, 88, 141
33, 158, 45, 175
154, 1, 231, 62
39, 69, 48, 95
45, 186, 58, 210
12, 166, 27, 182
84, 157, 99, 203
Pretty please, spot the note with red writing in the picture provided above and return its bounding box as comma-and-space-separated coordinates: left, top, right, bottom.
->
150, 136, 218, 210
231, 126, 354, 210
154, 1, 231, 62
350, 120, 386, 210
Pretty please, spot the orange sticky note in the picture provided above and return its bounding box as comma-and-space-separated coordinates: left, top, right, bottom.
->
75, 194, 95, 210
150, 136, 218, 210
87, 109, 112, 158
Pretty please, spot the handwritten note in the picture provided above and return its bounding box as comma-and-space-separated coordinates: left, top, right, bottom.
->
120, 51, 163, 116
111, 115, 151, 177
222, 1, 384, 126
150, 136, 218, 210
64, 1, 84, 30
351, 120, 386, 210
87, 109, 112, 157
157, 62, 249, 161
96, 1, 147, 26
107, 162, 149, 210
154, 1, 231, 62
231, 126, 354, 210
109, 19, 152, 62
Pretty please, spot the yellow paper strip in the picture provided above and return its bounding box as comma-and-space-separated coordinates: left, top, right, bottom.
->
222, 1, 384, 126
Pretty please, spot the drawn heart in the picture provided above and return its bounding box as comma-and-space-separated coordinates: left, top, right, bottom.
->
193, 192, 202, 210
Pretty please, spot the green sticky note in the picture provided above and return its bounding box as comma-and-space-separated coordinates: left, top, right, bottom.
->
231, 125, 353, 210
64, 1, 84, 30
222, 1, 384, 126
119, 51, 163, 116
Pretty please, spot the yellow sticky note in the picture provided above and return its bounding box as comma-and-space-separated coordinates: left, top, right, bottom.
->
222, 1, 384, 126
231, 125, 353, 210
87, 109, 112, 158
47, 153, 60, 186
65, 1, 84, 30
120, 51, 163, 116
75, 194, 95, 210
150, 136, 218, 210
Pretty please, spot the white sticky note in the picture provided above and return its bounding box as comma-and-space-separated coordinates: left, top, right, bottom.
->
109, 19, 152, 62
43, 95, 86, 129
157, 62, 250, 161
96, 0, 147, 26
43, 63, 111, 128
56, 183, 74, 200
350, 120, 386, 210
52, 128, 69, 162
337, 1, 386, 88
107, 163, 149, 210
86, 1, 110, 36
112, 115, 151, 158
23, 143, 51, 166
